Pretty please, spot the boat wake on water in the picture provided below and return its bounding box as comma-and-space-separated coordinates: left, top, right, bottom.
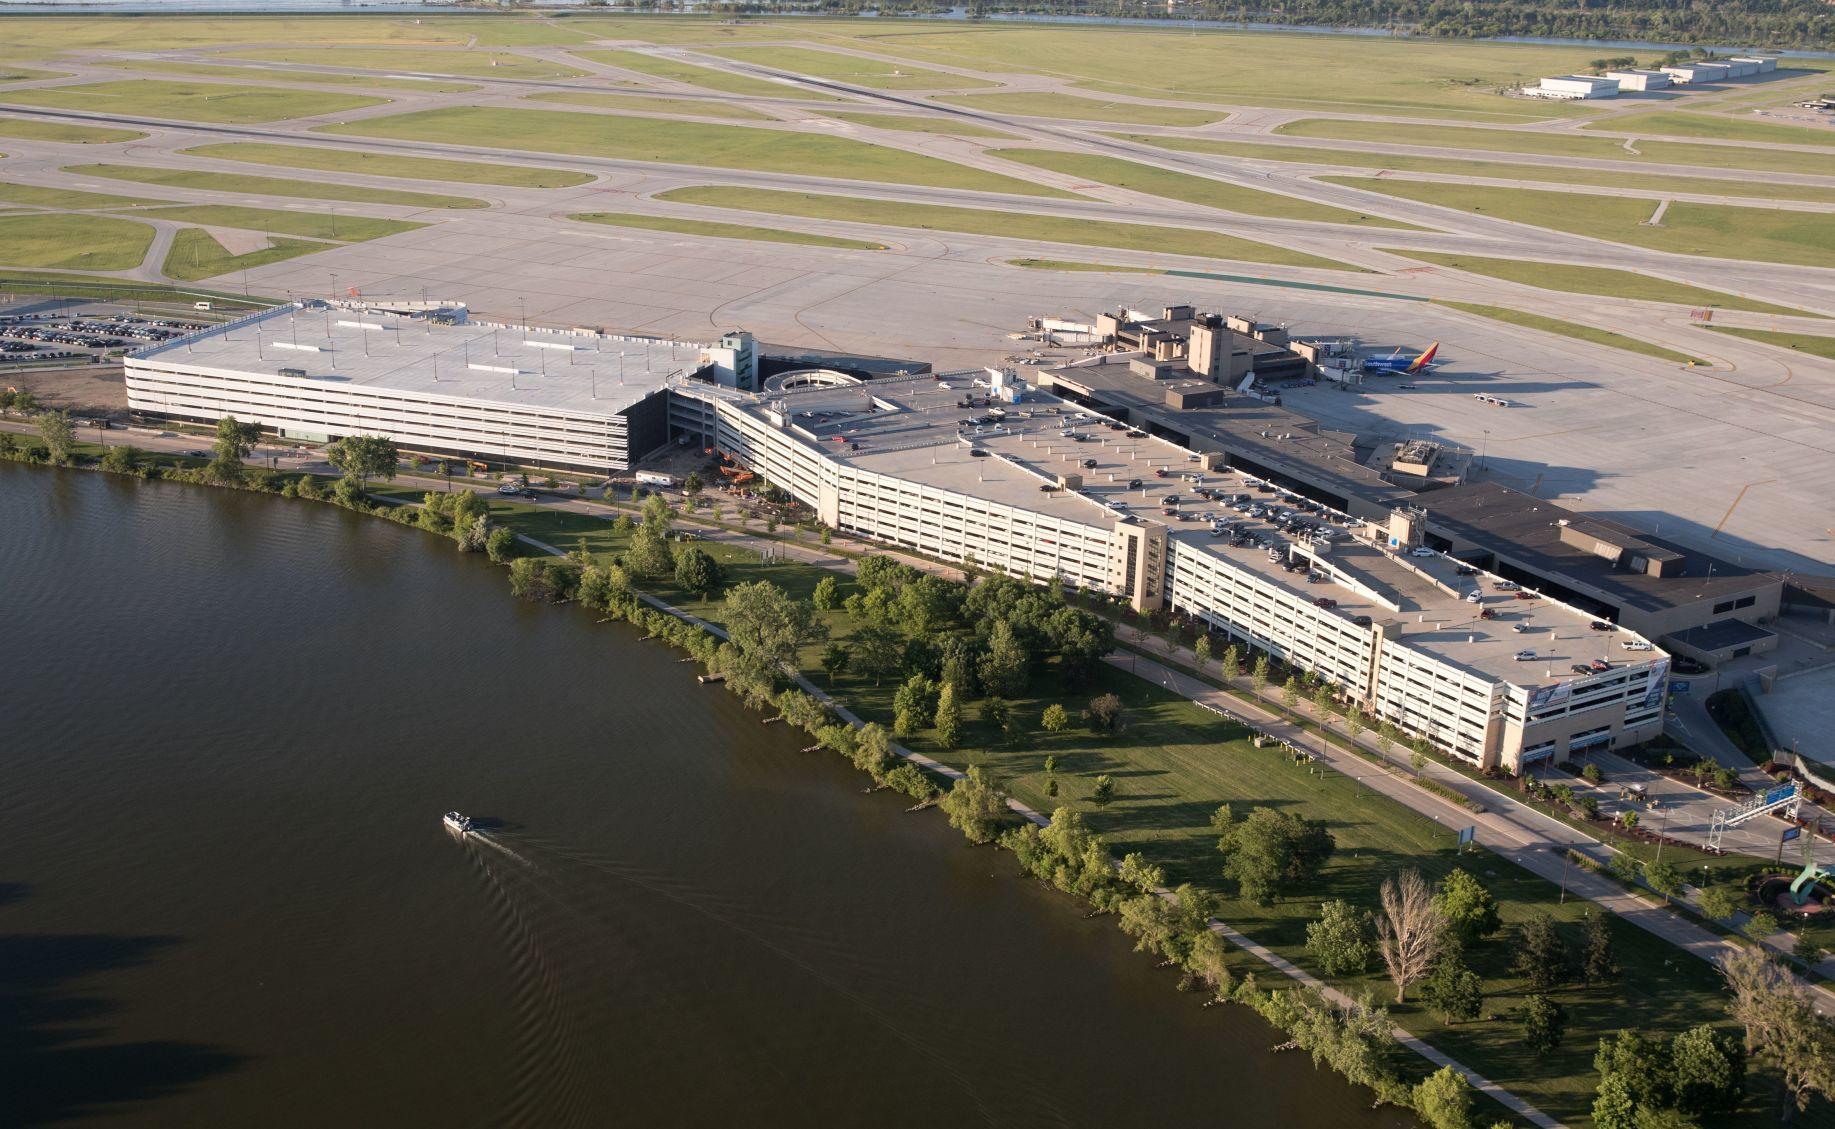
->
446, 821, 1064, 1127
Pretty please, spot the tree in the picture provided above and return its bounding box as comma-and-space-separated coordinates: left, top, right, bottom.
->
1311, 684, 1334, 727
1423, 950, 1484, 1024
1251, 653, 1270, 694
1041, 703, 1070, 733
1596, 1028, 1675, 1112
1512, 913, 1568, 993
1220, 807, 1336, 907
682, 470, 703, 496
982, 695, 1009, 735
1523, 995, 1566, 1056
1646, 859, 1682, 904
1721, 948, 1835, 1115
1118, 851, 1165, 894
811, 574, 840, 611
939, 765, 1007, 844
1282, 675, 1302, 711
1671, 1024, 1745, 1118
455, 513, 489, 553
1795, 935, 1825, 967
1305, 899, 1373, 976
1220, 644, 1240, 682
1582, 911, 1617, 984
612, 513, 635, 536
1745, 910, 1782, 942
209, 414, 261, 480
893, 672, 940, 739
850, 624, 903, 686
1434, 869, 1501, 946
640, 490, 671, 532
485, 526, 516, 563
35, 409, 75, 466
978, 618, 1029, 698
1086, 692, 1125, 734
1194, 634, 1212, 670
820, 642, 851, 682
1592, 1073, 1638, 1129
723, 581, 826, 685
627, 524, 674, 579
934, 681, 964, 749
1413, 1065, 1474, 1129
99, 443, 141, 474
1608, 851, 1644, 887
325, 434, 397, 487
673, 545, 723, 598
1345, 710, 1366, 747
1184, 928, 1234, 1003
1090, 774, 1115, 808
1376, 869, 1444, 1002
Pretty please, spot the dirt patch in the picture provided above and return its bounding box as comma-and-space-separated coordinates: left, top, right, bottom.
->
199, 226, 272, 257
3, 362, 129, 412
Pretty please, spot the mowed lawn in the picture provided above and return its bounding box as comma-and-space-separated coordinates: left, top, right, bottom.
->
0, 212, 153, 269
0, 181, 158, 209
572, 49, 844, 102
364, 491, 1752, 1128
162, 227, 329, 282
1434, 300, 1705, 365
182, 142, 592, 189
316, 106, 1072, 197
1384, 250, 1815, 316
65, 163, 486, 210
0, 79, 387, 124
708, 44, 998, 90
1114, 133, 1835, 206
1708, 326, 1835, 362
656, 185, 1360, 271
526, 90, 770, 121
1276, 117, 1835, 176
990, 148, 1424, 229
936, 91, 1226, 127
228, 46, 587, 80
96, 58, 480, 94
1582, 110, 1835, 148
818, 110, 1020, 140
0, 115, 144, 144
0, 13, 594, 53
139, 204, 422, 242
571, 211, 886, 250
1325, 177, 1835, 268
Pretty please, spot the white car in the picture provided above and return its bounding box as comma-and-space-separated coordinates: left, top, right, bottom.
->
1410, 547, 1436, 558
1621, 641, 1655, 651
1514, 650, 1538, 661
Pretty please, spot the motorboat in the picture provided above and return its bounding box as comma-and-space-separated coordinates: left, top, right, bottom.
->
442, 811, 474, 836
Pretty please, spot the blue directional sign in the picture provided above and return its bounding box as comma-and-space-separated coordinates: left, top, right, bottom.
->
1784, 826, 1803, 843
1457, 826, 1476, 847
1669, 680, 1690, 694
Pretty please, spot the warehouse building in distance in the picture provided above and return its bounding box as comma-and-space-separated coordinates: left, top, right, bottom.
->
1537, 74, 1621, 99
1604, 69, 1672, 91
125, 301, 757, 473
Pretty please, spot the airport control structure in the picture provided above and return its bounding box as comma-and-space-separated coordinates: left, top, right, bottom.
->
129, 299, 1794, 777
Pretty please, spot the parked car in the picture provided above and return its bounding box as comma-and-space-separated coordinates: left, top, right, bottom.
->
1590, 621, 1615, 632
1621, 641, 1655, 651
1590, 659, 1612, 672
1512, 623, 1532, 634
1514, 650, 1538, 661
1479, 608, 1498, 620
1571, 664, 1595, 675
1410, 547, 1436, 558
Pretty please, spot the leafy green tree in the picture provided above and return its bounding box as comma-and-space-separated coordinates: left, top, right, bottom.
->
640, 491, 671, 532
1646, 859, 1682, 904
611, 513, 635, 536
485, 526, 516, 563
934, 682, 964, 750
1118, 851, 1165, 894
1423, 948, 1484, 1024
1086, 692, 1125, 734
1091, 774, 1115, 809
1795, 935, 1825, 967
98, 443, 141, 474
682, 471, 703, 496
1251, 653, 1270, 694
811, 574, 840, 611
981, 695, 1009, 733
209, 414, 261, 480
1523, 995, 1566, 1056
35, 409, 75, 466
1311, 684, 1334, 725
1281, 675, 1301, 710
893, 672, 940, 734
848, 623, 903, 686
1670, 1024, 1745, 1118
1608, 851, 1644, 887
1434, 869, 1502, 946
1041, 703, 1070, 733
673, 545, 723, 598
939, 765, 1007, 844
1745, 909, 1782, 942
1591, 1073, 1638, 1129
626, 524, 674, 579
325, 433, 397, 487
1219, 807, 1336, 907
978, 618, 1029, 698
1413, 1065, 1473, 1129
1513, 914, 1568, 993
455, 513, 489, 553
1305, 899, 1373, 976
1193, 634, 1212, 670
1220, 644, 1240, 681
1582, 911, 1617, 984
722, 580, 826, 686
1596, 1028, 1675, 1112
1721, 948, 1835, 1115
820, 642, 851, 682
851, 722, 893, 781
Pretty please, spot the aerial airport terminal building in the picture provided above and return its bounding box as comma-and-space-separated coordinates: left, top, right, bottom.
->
129, 299, 1701, 775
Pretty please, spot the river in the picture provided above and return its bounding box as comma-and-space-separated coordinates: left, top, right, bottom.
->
0, 464, 1417, 1128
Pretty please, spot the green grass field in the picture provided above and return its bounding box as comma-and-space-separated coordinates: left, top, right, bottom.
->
1435, 300, 1705, 364
1009, 258, 1163, 273
181, 142, 591, 189
95, 58, 479, 93
1583, 110, 1835, 148
572, 49, 843, 102
1326, 177, 1835, 268
1113, 133, 1835, 206
1384, 250, 1816, 316
0, 14, 592, 54
0, 65, 66, 83
0, 115, 144, 144
571, 211, 885, 250
990, 149, 1424, 229
0, 78, 388, 124
0, 212, 153, 270
1276, 117, 1835, 175
526, 90, 769, 121
228, 46, 586, 80
817, 110, 1019, 139
936, 91, 1226, 127
708, 44, 998, 90
655, 186, 1358, 271
65, 163, 486, 210
0, 181, 159, 210
1707, 326, 1835, 362
138, 204, 421, 242
161, 227, 329, 282
317, 106, 1070, 197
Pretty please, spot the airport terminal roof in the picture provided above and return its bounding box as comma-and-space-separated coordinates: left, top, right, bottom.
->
1411, 481, 1780, 614
131, 300, 705, 418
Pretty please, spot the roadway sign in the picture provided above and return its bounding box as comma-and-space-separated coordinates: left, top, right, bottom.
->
1784, 826, 1803, 843
1670, 680, 1690, 694
1457, 826, 1476, 847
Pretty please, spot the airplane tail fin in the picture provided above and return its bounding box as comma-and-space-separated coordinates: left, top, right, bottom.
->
1406, 342, 1439, 374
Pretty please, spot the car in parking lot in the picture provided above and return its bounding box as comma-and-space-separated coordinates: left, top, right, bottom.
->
1571, 664, 1595, 675
1514, 650, 1538, 661
1590, 621, 1614, 632
1590, 659, 1612, 672
1512, 623, 1532, 634
1621, 641, 1655, 651
1410, 547, 1436, 558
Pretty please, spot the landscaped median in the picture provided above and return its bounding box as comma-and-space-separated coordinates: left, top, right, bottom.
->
181, 142, 594, 190
1432, 300, 1708, 366
652, 186, 1364, 271
570, 211, 886, 251
0, 418, 1790, 1129
1383, 250, 1817, 318
64, 163, 488, 210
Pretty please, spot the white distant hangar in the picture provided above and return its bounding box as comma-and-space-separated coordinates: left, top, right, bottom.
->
1536, 75, 1620, 99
